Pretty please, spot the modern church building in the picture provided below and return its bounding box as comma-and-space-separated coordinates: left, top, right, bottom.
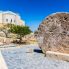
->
0, 11, 25, 26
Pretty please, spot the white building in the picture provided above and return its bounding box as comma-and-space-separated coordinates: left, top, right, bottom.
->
0, 11, 25, 26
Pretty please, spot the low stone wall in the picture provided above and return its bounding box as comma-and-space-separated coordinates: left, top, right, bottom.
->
0, 37, 13, 45
46, 51, 69, 62
0, 51, 8, 69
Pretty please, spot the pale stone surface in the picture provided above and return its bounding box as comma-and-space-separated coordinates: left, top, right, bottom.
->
0, 51, 8, 69
1, 45, 69, 69
36, 12, 69, 54
46, 51, 69, 62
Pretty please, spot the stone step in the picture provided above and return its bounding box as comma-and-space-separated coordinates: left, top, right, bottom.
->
46, 51, 69, 62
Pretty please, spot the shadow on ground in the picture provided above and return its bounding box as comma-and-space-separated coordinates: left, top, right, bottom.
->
34, 49, 43, 53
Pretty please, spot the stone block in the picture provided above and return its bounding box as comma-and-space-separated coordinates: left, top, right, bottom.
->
46, 51, 69, 62
36, 12, 69, 54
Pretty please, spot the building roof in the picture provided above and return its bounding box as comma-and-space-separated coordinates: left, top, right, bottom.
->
0, 11, 19, 16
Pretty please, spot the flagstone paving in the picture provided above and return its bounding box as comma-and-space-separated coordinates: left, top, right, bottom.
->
1, 45, 69, 69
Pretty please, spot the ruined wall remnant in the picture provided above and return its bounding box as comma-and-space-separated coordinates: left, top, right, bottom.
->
36, 12, 69, 54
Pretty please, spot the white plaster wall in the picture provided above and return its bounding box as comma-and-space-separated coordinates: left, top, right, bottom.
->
15, 15, 21, 25
0, 11, 25, 26
3, 13, 16, 24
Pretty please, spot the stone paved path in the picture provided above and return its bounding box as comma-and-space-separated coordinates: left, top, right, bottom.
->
1, 45, 69, 69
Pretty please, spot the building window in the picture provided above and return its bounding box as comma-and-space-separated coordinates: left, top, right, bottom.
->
11, 19, 12, 23
6, 19, 8, 22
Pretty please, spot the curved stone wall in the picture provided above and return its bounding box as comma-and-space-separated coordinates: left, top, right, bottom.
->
37, 12, 69, 54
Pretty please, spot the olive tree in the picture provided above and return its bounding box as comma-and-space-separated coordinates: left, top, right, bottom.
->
9, 24, 32, 43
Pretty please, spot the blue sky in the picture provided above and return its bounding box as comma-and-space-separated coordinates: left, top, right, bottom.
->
0, 0, 69, 31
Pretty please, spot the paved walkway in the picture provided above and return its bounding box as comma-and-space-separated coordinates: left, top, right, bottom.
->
1, 45, 69, 69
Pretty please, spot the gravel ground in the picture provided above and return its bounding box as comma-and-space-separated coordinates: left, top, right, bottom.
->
1, 44, 69, 69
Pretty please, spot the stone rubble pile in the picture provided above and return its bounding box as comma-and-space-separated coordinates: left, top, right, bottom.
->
36, 12, 69, 54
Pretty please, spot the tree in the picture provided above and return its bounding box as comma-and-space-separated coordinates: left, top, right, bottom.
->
9, 24, 32, 43
0, 24, 10, 38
